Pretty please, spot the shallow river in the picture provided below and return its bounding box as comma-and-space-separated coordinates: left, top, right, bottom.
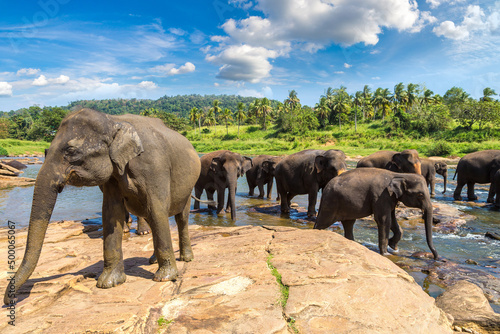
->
1, 159, 499, 311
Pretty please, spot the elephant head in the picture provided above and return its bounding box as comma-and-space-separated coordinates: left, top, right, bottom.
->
209, 152, 252, 220
388, 174, 438, 259
4, 108, 143, 305
434, 161, 448, 193
390, 149, 422, 175
259, 156, 281, 179
314, 149, 347, 189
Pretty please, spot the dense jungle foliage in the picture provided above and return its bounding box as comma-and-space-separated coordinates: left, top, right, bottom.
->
1, 84, 500, 157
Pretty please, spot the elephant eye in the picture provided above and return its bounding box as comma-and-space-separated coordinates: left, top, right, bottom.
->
64, 146, 83, 163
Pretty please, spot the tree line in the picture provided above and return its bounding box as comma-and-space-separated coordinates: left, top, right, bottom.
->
1, 85, 500, 142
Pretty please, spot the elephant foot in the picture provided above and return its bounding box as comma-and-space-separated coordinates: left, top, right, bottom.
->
180, 250, 194, 262
136, 225, 151, 235
97, 266, 126, 289
153, 266, 178, 282
453, 194, 462, 201
149, 253, 157, 264
257, 194, 264, 199
467, 195, 478, 201
430, 192, 435, 198
487, 197, 495, 204
388, 241, 399, 251
307, 212, 317, 219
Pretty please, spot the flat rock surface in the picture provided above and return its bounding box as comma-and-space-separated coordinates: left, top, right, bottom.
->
0, 221, 453, 333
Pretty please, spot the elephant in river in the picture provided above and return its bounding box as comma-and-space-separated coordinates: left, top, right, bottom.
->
275, 149, 347, 218
420, 158, 448, 197
453, 149, 500, 203
4, 108, 201, 305
356, 149, 422, 175
493, 170, 500, 207
193, 150, 253, 220
246, 154, 282, 200
314, 168, 438, 259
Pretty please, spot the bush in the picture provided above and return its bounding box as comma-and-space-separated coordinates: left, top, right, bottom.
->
0, 146, 8, 156
426, 141, 453, 157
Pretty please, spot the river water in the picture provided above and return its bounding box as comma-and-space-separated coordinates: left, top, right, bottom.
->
1, 159, 499, 311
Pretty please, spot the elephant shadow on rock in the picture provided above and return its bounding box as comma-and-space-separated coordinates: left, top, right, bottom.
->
9, 257, 155, 305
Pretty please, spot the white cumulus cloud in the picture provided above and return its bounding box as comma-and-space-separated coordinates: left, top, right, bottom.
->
208, 0, 431, 83
433, 5, 486, 40
16, 68, 41, 76
0, 82, 13, 97
151, 62, 196, 76
32, 75, 49, 86
32, 74, 70, 86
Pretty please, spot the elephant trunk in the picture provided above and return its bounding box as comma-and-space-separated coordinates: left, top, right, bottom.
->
4, 163, 62, 305
423, 203, 438, 260
442, 170, 448, 194
228, 175, 237, 221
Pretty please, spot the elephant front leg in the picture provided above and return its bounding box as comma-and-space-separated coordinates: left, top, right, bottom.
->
341, 220, 356, 240
388, 210, 402, 251
266, 179, 273, 200
149, 210, 178, 282
429, 177, 436, 197
136, 217, 151, 235
374, 213, 391, 256
194, 186, 202, 210
175, 199, 194, 262
307, 188, 319, 218
487, 182, 496, 203
216, 186, 226, 215
98, 183, 127, 288
257, 182, 265, 198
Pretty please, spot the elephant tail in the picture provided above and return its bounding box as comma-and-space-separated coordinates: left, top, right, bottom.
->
453, 168, 457, 180
191, 194, 217, 206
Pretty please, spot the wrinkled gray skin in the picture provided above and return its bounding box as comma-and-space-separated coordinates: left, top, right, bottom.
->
246, 155, 282, 200
4, 108, 201, 305
493, 170, 500, 207
453, 149, 500, 203
420, 158, 448, 197
314, 168, 438, 259
356, 149, 422, 175
275, 149, 347, 218
194, 150, 253, 220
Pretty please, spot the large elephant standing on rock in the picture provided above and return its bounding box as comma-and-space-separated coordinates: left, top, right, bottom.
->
193, 150, 252, 220
275, 149, 347, 218
357, 149, 422, 175
314, 168, 438, 259
420, 158, 448, 197
246, 154, 282, 200
453, 149, 500, 203
4, 108, 201, 305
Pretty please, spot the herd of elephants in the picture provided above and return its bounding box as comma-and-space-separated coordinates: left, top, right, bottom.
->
4, 108, 500, 306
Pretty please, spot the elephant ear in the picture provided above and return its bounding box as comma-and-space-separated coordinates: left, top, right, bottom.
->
388, 177, 406, 198
109, 121, 144, 175
262, 160, 272, 174
391, 153, 403, 170
209, 157, 223, 173
240, 156, 253, 176
314, 155, 328, 174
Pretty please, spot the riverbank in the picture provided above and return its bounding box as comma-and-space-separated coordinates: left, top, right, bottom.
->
0, 220, 457, 333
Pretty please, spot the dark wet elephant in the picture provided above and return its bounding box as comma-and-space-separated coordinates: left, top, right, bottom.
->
357, 149, 422, 175
453, 149, 500, 203
420, 158, 448, 197
493, 170, 500, 207
314, 168, 438, 259
275, 149, 347, 218
193, 150, 252, 220
4, 108, 201, 305
246, 155, 282, 200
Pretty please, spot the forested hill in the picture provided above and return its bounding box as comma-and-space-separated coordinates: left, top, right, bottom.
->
66, 94, 262, 118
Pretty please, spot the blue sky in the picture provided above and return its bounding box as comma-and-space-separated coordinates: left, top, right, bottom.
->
1, 0, 499, 111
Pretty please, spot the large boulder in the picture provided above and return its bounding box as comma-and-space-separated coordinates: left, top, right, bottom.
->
0, 221, 453, 333
436, 280, 500, 333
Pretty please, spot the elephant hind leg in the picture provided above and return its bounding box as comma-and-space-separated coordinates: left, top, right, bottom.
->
136, 217, 151, 235
175, 199, 194, 262
148, 208, 178, 282
467, 181, 478, 201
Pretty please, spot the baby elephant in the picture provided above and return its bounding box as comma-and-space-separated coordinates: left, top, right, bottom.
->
314, 168, 438, 259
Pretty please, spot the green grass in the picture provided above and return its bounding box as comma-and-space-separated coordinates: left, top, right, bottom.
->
0, 139, 49, 157
157, 316, 174, 332
185, 122, 500, 158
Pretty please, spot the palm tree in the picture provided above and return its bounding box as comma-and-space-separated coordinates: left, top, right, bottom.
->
189, 107, 199, 134
330, 86, 351, 130
406, 83, 420, 112
284, 90, 300, 113
236, 102, 246, 138
197, 107, 206, 132
421, 89, 436, 108
220, 108, 233, 135
362, 85, 372, 119
314, 96, 329, 128
254, 98, 272, 130
205, 108, 215, 131
393, 83, 407, 113
353, 91, 363, 133
481, 87, 497, 102
372, 88, 392, 120
210, 100, 222, 135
